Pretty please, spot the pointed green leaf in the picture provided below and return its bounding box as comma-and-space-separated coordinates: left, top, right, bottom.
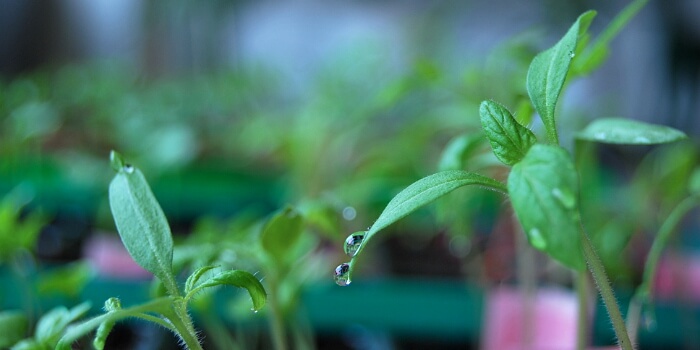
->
508, 144, 584, 270
480, 100, 538, 166
576, 118, 687, 145
108, 151, 177, 295
35, 302, 91, 346
527, 11, 596, 143
350, 170, 506, 267
261, 206, 304, 264
185, 265, 218, 295
196, 270, 267, 311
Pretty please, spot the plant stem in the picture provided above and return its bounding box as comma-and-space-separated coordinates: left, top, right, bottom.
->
267, 279, 288, 350
575, 269, 590, 350
627, 195, 698, 342
515, 220, 536, 349
579, 225, 633, 350
168, 298, 204, 350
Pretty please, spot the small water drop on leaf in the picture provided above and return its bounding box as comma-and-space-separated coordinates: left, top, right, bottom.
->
642, 310, 657, 331
551, 188, 576, 209
344, 231, 366, 257
528, 228, 547, 250
568, 50, 575, 58
334, 263, 351, 286
123, 164, 134, 174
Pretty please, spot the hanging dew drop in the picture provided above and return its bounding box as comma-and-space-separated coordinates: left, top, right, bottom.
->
344, 231, 366, 257
568, 50, 575, 58
334, 263, 351, 286
123, 164, 134, 174
528, 228, 547, 250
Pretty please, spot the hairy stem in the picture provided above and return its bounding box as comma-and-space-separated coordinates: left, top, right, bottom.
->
168, 298, 204, 350
575, 269, 590, 350
580, 225, 633, 350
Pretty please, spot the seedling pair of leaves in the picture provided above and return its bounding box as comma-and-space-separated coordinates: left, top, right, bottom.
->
44, 151, 267, 350
340, 1, 684, 349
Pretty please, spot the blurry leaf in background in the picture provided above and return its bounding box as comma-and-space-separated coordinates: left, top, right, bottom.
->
12, 302, 92, 349
438, 133, 486, 172
36, 262, 94, 298
261, 206, 304, 267
0, 189, 47, 262
8, 101, 60, 141
0, 311, 27, 349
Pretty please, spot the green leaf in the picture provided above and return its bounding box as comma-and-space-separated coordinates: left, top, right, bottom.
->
508, 144, 584, 269
351, 170, 507, 265
185, 265, 218, 295
526, 11, 596, 144
108, 151, 178, 295
260, 206, 304, 264
0, 311, 27, 349
35, 302, 91, 346
438, 133, 486, 171
195, 270, 267, 311
573, 0, 648, 76
576, 118, 687, 145
480, 100, 537, 166
36, 262, 93, 298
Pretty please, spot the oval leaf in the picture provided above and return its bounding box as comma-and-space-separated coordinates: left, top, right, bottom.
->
198, 270, 267, 311
108, 151, 177, 294
480, 100, 538, 166
350, 170, 507, 269
261, 206, 304, 264
527, 11, 596, 143
508, 144, 584, 270
576, 118, 687, 145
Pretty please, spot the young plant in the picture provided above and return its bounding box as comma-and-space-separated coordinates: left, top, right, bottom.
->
335, 1, 686, 349
50, 151, 267, 350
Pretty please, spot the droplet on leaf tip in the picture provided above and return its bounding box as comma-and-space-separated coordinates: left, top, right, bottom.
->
334, 263, 351, 286
123, 164, 134, 174
344, 231, 366, 257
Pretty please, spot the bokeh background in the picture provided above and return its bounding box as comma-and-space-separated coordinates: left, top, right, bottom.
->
1, 0, 700, 349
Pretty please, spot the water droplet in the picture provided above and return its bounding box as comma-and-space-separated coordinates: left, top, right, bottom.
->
634, 136, 650, 144
334, 263, 351, 286
104, 297, 122, 312
568, 50, 575, 58
528, 228, 547, 250
642, 310, 657, 331
252, 309, 259, 314
342, 206, 357, 221
344, 231, 365, 257
123, 164, 134, 174
551, 188, 576, 209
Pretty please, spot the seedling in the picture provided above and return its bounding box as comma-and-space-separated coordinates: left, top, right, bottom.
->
47, 151, 267, 350
336, 1, 691, 349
